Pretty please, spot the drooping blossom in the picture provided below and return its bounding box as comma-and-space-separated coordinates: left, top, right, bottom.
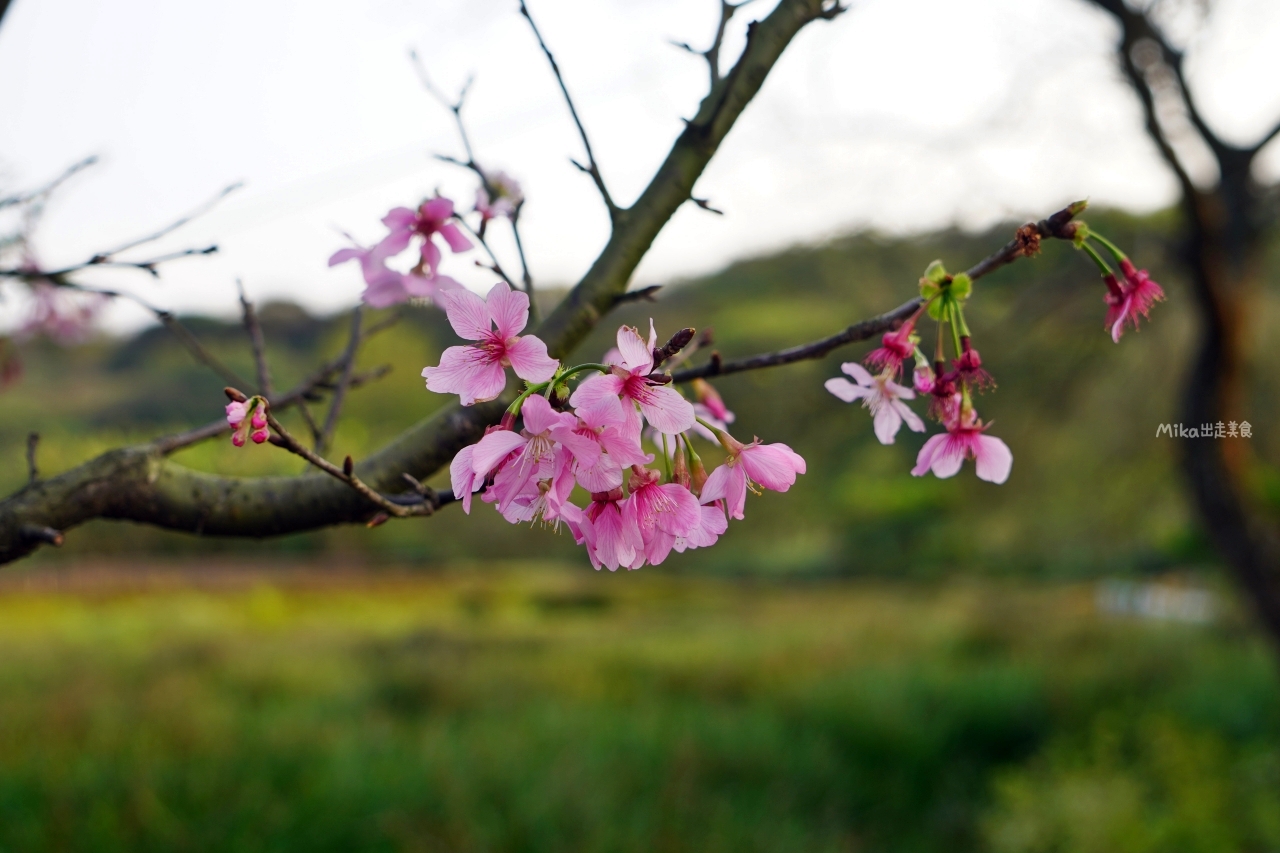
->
865, 321, 917, 376
1103, 261, 1165, 343
624, 466, 701, 565
911, 406, 1012, 484
952, 337, 994, 390
475, 171, 524, 222
690, 378, 735, 442
381, 197, 473, 276
569, 323, 696, 436
562, 490, 645, 572
422, 282, 559, 406
825, 361, 924, 445
700, 431, 806, 521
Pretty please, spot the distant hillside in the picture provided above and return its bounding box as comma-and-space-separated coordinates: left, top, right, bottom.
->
4, 211, 1276, 576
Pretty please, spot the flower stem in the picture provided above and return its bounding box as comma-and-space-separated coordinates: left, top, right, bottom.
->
1078, 240, 1114, 276
1088, 231, 1129, 264
660, 433, 672, 481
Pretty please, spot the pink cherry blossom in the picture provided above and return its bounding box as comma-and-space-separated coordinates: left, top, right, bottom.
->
450, 445, 482, 514
381, 197, 473, 276
226, 399, 268, 446
569, 323, 695, 436
865, 322, 916, 376
469, 395, 584, 521
911, 407, 1012, 484
825, 361, 924, 445
700, 433, 806, 521
574, 490, 648, 571
422, 282, 560, 405
952, 337, 994, 391
475, 171, 524, 222
551, 396, 650, 492
1104, 261, 1165, 343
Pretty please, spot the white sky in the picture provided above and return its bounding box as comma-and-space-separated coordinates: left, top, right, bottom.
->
1, 0, 1278, 333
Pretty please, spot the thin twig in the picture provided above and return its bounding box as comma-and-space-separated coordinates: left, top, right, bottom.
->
453, 217, 518, 290
89, 182, 241, 261
237, 278, 273, 396
25, 433, 38, 485
671, 203, 1084, 383
0, 156, 98, 211
318, 307, 362, 454
510, 203, 535, 295
264, 410, 441, 520
612, 285, 663, 307
672, 0, 757, 88
518, 0, 618, 219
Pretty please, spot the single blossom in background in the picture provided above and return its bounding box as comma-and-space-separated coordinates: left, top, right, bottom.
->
422, 282, 559, 406
570, 322, 696, 436
475, 171, 524, 222
381, 197, 473, 276
825, 361, 924, 445
329, 235, 463, 308
911, 407, 1013, 484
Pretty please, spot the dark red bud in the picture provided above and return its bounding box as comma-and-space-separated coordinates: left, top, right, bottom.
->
343, 456, 354, 477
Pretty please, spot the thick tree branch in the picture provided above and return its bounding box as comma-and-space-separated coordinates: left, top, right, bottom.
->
0, 0, 844, 563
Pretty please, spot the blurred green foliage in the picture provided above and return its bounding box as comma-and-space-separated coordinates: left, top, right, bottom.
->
2, 210, 1277, 575
0, 569, 1273, 852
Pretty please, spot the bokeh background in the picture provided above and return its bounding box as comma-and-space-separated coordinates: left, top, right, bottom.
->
1, 0, 1279, 850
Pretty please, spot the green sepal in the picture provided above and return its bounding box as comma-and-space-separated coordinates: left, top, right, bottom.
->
949, 272, 972, 301
927, 292, 952, 321
1071, 221, 1090, 248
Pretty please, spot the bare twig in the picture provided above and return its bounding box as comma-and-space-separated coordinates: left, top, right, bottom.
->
25, 433, 38, 485
510, 203, 535, 295
237, 278, 273, 396
519, 0, 618, 219
0, 156, 98, 211
691, 197, 724, 215
672, 0, 757, 88
671, 203, 1084, 383
264, 409, 442, 521
318, 307, 363, 454
612, 284, 663, 307
89, 182, 241, 261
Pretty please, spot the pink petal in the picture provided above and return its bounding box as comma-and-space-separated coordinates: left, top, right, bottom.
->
471, 429, 528, 478
485, 281, 528, 339
449, 446, 480, 514
873, 405, 903, 445
893, 398, 925, 434
654, 483, 700, 536
573, 453, 623, 493
644, 529, 677, 566
422, 345, 506, 405
974, 434, 1013, 484
504, 335, 559, 384
420, 197, 454, 223
373, 228, 413, 262
597, 425, 650, 469
519, 394, 570, 436
701, 463, 746, 520
361, 271, 410, 308
633, 384, 696, 435
884, 380, 915, 400
438, 223, 473, 253
438, 288, 492, 341
569, 373, 625, 410
615, 325, 654, 373
825, 377, 871, 403
840, 361, 874, 386
328, 247, 364, 267
421, 239, 442, 275
738, 443, 806, 492
576, 395, 626, 430
911, 433, 947, 477
381, 207, 418, 231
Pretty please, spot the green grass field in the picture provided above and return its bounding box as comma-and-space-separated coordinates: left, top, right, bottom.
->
0, 565, 1275, 852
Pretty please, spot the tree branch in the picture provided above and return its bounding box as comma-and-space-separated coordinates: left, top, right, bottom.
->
317, 307, 362, 454
519, 0, 619, 220
0, 0, 845, 563
237, 279, 273, 396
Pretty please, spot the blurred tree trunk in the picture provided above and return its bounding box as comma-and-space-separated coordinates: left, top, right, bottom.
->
1087, 0, 1280, 644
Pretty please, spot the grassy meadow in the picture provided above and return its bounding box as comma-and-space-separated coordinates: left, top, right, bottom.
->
0, 565, 1276, 852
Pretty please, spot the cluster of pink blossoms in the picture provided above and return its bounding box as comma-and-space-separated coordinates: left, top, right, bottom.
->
225, 397, 269, 447
424, 282, 805, 571
826, 226, 1163, 485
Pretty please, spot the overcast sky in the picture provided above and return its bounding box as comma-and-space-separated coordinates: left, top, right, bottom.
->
1, 0, 1278, 333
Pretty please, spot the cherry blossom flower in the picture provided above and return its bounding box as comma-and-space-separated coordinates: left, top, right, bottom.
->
565, 490, 647, 572
825, 361, 924, 445
865, 322, 917, 376
475, 171, 524, 222
1104, 261, 1165, 342
622, 466, 700, 565
422, 282, 559, 405
381, 197, 473, 276
953, 337, 994, 390
469, 395, 585, 521
911, 407, 1012, 484
569, 323, 696, 436
551, 396, 650, 492
700, 432, 807, 521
